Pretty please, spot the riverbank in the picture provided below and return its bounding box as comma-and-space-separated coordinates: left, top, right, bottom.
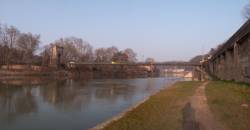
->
99, 81, 202, 130
96, 81, 250, 130
2, 72, 248, 129
0, 64, 154, 79
206, 81, 250, 130
0, 70, 51, 76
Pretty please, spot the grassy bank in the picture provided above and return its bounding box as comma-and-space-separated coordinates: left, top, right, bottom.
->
206, 81, 250, 130
102, 81, 202, 130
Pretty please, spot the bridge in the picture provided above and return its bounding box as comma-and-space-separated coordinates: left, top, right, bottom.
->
66, 61, 203, 80
68, 61, 201, 74
71, 62, 200, 67
46, 44, 204, 80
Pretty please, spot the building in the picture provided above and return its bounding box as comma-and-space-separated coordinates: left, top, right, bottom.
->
49, 45, 64, 68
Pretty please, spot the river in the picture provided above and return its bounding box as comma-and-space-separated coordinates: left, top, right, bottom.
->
0, 77, 182, 130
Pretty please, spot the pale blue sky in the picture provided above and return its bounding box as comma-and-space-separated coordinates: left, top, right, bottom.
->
0, 0, 248, 61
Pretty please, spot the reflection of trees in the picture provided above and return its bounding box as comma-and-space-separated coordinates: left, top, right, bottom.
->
41, 79, 137, 110
40, 80, 93, 111
0, 78, 159, 124
0, 84, 37, 122
94, 82, 135, 101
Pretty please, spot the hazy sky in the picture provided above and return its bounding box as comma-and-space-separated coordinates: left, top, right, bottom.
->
0, 0, 248, 61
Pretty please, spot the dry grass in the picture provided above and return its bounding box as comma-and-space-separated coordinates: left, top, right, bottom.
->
206, 81, 250, 130
102, 81, 202, 130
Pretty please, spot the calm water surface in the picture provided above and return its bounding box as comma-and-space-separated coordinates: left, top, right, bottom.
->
0, 77, 182, 130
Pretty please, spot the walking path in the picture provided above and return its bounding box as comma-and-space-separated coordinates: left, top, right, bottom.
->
183, 82, 229, 130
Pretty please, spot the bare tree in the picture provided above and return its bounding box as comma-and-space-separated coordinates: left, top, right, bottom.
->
0, 24, 5, 65
94, 48, 107, 63
94, 46, 119, 63
55, 38, 78, 62
40, 45, 51, 66
105, 46, 119, 62
51, 37, 94, 63
75, 40, 93, 62
243, 2, 250, 19
0, 23, 2, 45
112, 51, 129, 63
124, 48, 137, 63
6, 26, 20, 65
0, 25, 20, 66
6, 26, 19, 48
17, 33, 40, 64
0, 25, 19, 48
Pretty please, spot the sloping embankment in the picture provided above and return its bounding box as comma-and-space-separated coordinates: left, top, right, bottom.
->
91, 81, 202, 130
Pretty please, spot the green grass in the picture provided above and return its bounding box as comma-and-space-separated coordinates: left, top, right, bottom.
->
102, 81, 202, 130
206, 81, 250, 130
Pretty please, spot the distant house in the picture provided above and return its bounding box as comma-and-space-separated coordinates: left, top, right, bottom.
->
67, 60, 77, 68
112, 52, 129, 63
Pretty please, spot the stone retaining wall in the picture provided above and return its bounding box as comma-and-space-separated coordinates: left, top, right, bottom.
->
206, 19, 250, 83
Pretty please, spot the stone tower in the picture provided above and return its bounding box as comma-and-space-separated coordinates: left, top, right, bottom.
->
50, 45, 64, 68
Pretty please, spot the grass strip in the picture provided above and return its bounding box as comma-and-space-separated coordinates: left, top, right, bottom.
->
206, 81, 250, 130
102, 81, 202, 130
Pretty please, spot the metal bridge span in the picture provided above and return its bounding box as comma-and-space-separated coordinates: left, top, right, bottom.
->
67, 62, 205, 81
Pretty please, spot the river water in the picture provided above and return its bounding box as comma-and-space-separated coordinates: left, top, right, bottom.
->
0, 77, 182, 130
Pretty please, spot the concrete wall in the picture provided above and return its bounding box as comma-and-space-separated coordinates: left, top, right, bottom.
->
207, 20, 250, 83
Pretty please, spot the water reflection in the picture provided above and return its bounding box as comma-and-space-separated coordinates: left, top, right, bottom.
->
0, 77, 181, 130
0, 85, 37, 123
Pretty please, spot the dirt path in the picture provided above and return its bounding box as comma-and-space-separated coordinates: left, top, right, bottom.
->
183, 82, 229, 130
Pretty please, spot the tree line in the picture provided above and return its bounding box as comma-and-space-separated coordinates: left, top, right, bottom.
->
0, 23, 139, 66
42, 37, 138, 64
0, 24, 40, 65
